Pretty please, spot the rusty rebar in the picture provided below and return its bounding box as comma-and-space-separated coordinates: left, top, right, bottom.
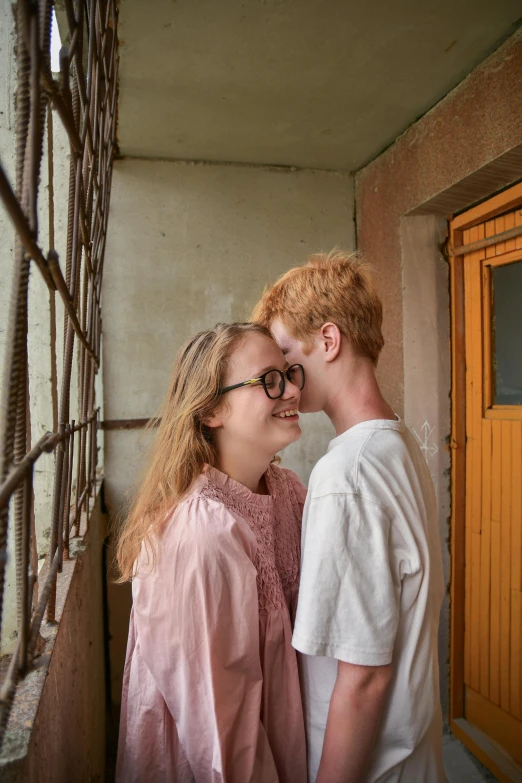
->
0, 3, 33, 654
0, 0, 117, 747
19, 465, 33, 675
63, 423, 75, 560
0, 414, 97, 510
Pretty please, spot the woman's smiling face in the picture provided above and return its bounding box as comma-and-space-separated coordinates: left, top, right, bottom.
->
209, 332, 303, 460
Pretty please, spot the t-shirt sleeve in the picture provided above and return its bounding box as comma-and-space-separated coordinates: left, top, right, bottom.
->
292, 492, 400, 666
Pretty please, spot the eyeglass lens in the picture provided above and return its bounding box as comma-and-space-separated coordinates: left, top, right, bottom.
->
263, 370, 285, 398
263, 365, 304, 399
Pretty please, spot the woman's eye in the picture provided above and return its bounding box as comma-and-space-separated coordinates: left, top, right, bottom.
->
264, 372, 279, 388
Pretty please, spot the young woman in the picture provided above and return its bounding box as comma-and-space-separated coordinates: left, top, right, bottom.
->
116, 322, 308, 783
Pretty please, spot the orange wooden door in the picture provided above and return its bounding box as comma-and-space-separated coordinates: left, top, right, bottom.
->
459, 202, 522, 770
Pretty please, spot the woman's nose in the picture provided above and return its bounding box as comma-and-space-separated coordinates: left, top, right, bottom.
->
282, 379, 300, 400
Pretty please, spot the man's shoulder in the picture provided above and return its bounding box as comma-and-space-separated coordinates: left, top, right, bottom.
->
308, 426, 371, 497
308, 421, 421, 499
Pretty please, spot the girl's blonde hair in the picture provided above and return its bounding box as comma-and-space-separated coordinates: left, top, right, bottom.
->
116, 322, 273, 581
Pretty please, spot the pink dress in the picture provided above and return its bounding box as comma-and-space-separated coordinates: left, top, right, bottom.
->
116, 464, 308, 783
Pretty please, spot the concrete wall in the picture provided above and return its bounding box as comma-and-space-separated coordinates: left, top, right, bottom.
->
0, 491, 107, 782
103, 158, 354, 510
355, 28, 522, 719
102, 157, 354, 708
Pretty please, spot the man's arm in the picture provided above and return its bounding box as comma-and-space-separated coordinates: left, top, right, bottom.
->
315, 660, 393, 783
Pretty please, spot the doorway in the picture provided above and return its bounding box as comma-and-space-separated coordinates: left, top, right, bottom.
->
449, 182, 522, 783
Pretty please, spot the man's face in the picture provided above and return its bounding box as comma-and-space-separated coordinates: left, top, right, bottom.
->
270, 318, 327, 414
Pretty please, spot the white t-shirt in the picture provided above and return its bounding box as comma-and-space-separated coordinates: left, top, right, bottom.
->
292, 417, 446, 783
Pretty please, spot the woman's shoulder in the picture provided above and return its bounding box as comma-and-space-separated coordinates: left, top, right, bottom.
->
135, 481, 257, 592
164, 474, 256, 549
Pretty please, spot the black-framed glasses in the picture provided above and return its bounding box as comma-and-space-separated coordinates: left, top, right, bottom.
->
219, 363, 305, 400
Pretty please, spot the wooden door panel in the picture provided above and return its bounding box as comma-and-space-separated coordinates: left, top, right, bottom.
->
501, 419, 512, 713
450, 185, 522, 783
466, 688, 522, 766
461, 205, 522, 771
479, 417, 492, 700
511, 420, 522, 722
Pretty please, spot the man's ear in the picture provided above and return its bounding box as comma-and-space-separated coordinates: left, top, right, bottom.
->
319, 322, 342, 363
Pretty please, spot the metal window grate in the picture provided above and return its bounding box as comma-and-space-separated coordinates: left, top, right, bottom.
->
0, 0, 117, 748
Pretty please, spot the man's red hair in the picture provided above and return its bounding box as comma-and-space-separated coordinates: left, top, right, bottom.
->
251, 250, 384, 364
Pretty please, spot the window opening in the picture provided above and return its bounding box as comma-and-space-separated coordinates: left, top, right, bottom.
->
0, 0, 118, 748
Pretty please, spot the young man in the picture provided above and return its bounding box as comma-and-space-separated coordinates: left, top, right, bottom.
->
252, 251, 446, 783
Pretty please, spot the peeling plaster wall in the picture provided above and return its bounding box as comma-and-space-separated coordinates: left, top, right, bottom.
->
355, 28, 522, 719
102, 157, 354, 708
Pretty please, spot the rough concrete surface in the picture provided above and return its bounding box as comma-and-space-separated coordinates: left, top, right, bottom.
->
0, 491, 107, 782
443, 734, 499, 782
401, 215, 452, 717
116, 0, 521, 171
102, 157, 350, 511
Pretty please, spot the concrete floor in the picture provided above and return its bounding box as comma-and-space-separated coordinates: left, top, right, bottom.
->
105, 727, 499, 782
443, 733, 499, 783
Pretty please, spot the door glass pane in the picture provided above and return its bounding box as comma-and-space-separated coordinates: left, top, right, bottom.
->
492, 259, 522, 405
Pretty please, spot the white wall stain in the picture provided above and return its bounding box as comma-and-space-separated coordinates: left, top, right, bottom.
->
412, 419, 439, 459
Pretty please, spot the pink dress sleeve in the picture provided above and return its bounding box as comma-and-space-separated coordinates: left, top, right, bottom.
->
132, 496, 279, 783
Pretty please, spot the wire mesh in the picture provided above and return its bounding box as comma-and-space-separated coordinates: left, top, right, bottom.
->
0, 0, 117, 748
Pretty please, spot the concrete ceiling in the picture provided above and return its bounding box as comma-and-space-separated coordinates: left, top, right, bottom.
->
117, 0, 521, 172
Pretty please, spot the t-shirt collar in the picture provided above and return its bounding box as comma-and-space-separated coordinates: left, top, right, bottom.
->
327, 415, 404, 452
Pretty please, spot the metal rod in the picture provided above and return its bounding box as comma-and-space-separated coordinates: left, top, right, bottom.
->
101, 418, 161, 430
57, 427, 71, 573
0, 414, 98, 510
47, 251, 99, 365
451, 224, 522, 256
63, 423, 75, 559
29, 549, 60, 648
0, 0, 117, 748
18, 465, 33, 675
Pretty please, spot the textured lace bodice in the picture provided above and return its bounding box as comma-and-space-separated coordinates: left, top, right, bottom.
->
200, 465, 303, 615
